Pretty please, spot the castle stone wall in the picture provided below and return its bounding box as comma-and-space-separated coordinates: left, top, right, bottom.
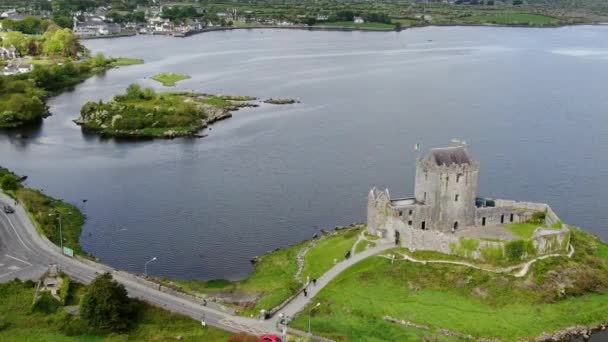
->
414, 158, 479, 232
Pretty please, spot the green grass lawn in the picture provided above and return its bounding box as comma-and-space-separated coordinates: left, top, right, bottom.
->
354, 240, 376, 254
151, 72, 191, 86
301, 227, 361, 279
109, 57, 144, 67
317, 21, 395, 29
159, 227, 362, 316
291, 228, 608, 341
465, 12, 558, 25
391, 18, 422, 26
505, 222, 541, 239
0, 279, 232, 341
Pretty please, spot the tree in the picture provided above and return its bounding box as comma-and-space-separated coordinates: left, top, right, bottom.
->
2, 31, 29, 54
125, 83, 143, 99
43, 28, 83, 58
6, 93, 46, 122
306, 17, 317, 26
513, 0, 523, 5
80, 273, 137, 332
0, 174, 19, 191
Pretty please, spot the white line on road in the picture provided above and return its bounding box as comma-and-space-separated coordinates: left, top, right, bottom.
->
0, 211, 32, 252
0, 264, 31, 279
5, 254, 32, 266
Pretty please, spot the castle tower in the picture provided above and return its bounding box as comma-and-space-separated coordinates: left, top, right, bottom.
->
414, 140, 479, 231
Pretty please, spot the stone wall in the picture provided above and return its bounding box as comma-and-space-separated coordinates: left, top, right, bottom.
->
368, 194, 570, 261
414, 158, 479, 231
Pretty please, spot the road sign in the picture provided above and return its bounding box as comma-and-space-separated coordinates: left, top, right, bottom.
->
63, 246, 74, 257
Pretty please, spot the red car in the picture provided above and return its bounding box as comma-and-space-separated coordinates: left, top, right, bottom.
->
258, 334, 282, 342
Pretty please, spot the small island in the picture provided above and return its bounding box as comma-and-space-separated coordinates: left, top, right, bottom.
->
263, 98, 299, 105
76, 84, 288, 139
151, 72, 191, 87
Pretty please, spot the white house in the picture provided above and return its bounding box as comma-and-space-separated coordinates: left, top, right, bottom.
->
354, 16, 364, 24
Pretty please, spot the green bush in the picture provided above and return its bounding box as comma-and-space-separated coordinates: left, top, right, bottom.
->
505, 240, 525, 261
58, 273, 71, 305
529, 211, 546, 225
80, 273, 138, 332
0, 174, 20, 191
32, 292, 60, 314
481, 244, 504, 263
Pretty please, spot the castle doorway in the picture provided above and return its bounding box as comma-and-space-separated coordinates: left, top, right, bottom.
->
395, 230, 400, 246
500, 215, 505, 224
482, 217, 486, 226
453, 222, 458, 231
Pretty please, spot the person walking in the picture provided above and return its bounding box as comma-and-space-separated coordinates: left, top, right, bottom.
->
312, 278, 317, 286
303, 288, 308, 297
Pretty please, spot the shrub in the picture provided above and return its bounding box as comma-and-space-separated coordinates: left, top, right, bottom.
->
529, 211, 546, 225
32, 292, 60, 314
80, 273, 138, 332
1, 174, 20, 191
505, 240, 525, 261
481, 244, 504, 263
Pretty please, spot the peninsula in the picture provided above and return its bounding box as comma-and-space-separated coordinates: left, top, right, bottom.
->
76, 84, 293, 139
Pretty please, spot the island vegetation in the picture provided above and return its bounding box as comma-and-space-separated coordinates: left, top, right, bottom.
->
263, 98, 299, 105
151, 72, 191, 86
77, 84, 296, 139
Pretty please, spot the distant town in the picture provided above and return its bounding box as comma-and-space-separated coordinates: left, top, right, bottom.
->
1, 0, 607, 42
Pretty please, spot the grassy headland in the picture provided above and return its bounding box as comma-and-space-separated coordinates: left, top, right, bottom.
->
152, 72, 191, 86
291, 228, 608, 341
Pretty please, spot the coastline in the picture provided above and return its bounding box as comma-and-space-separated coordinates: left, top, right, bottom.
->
161, 21, 608, 38
80, 22, 608, 42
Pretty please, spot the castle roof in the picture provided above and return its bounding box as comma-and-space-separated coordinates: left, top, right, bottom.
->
429, 145, 471, 166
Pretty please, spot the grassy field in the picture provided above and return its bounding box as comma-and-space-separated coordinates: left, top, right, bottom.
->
505, 222, 540, 239
317, 21, 395, 29
291, 228, 608, 341
0, 279, 232, 341
464, 12, 558, 25
151, 72, 191, 86
109, 57, 144, 67
302, 227, 361, 280
161, 227, 362, 316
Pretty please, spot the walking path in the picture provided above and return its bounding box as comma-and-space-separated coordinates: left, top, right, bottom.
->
268, 241, 394, 326
388, 244, 575, 277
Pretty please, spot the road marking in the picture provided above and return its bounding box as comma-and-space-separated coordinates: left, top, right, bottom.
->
7, 265, 20, 270
0, 211, 32, 251
5, 254, 32, 266
0, 264, 31, 279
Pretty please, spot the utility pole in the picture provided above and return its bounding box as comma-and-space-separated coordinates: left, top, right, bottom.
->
144, 256, 157, 276
308, 302, 321, 335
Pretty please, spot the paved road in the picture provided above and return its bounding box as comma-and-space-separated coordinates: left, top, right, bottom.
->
0, 191, 393, 340
0, 193, 267, 335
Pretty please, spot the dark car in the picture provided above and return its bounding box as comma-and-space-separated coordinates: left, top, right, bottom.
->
3, 205, 14, 214
258, 334, 282, 342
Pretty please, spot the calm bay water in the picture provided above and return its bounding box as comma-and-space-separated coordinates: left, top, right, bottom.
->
1, 26, 607, 281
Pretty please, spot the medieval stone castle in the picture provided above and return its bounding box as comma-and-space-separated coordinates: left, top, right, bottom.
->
367, 140, 570, 259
